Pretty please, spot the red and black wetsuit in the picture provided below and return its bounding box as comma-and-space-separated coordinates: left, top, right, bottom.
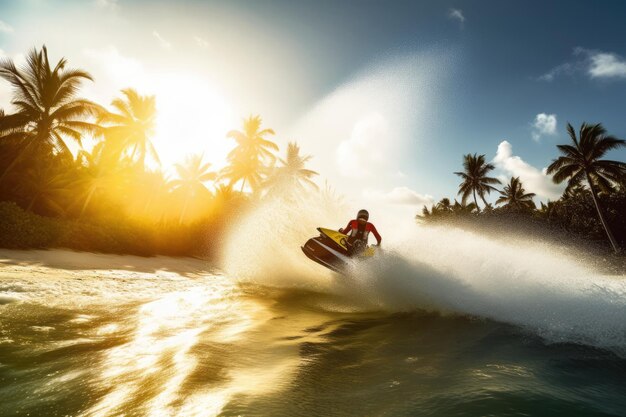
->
342, 220, 382, 246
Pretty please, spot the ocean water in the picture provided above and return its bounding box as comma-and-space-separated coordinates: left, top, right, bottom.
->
1, 39, 623, 416
0, 218, 625, 417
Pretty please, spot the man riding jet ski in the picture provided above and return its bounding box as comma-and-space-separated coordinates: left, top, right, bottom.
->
340, 209, 382, 255
301, 209, 382, 273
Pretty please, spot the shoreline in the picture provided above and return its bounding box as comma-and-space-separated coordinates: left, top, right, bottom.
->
1, 223, 624, 277
0, 248, 215, 276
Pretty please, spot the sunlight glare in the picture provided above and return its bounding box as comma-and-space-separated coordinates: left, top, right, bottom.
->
150, 73, 236, 171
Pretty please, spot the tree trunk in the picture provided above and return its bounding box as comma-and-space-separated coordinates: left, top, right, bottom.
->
586, 173, 620, 253
240, 179, 246, 193
480, 195, 489, 210
472, 189, 480, 213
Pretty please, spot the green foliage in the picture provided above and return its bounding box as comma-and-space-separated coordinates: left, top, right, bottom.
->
0, 201, 61, 248
0, 200, 246, 257
545, 122, 626, 252
440, 122, 625, 252
543, 191, 626, 245
495, 177, 536, 211
264, 142, 319, 199
419, 191, 626, 249
2, 45, 624, 258
0, 45, 102, 175
454, 153, 500, 210
223, 115, 278, 192
0, 47, 325, 259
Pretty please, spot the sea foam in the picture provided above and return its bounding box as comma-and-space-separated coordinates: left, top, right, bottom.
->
222, 198, 626, 355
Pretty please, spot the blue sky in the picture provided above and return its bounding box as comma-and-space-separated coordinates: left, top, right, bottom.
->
1, 0, 625, 214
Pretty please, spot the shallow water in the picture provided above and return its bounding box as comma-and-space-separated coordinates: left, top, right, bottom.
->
0, 246, 625, 417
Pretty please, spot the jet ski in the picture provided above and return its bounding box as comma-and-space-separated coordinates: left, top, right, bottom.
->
301, 227, 377, 273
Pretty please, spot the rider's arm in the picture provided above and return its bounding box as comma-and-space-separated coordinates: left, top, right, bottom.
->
369, 223, 382, 245
341, 220, 353, 235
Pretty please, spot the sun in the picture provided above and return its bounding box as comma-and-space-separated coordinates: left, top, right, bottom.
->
149, 73, 236, 173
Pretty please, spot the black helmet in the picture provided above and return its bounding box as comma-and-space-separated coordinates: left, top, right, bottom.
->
357, 209, 369, 221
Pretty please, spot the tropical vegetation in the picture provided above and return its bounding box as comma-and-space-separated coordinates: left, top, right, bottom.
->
546, 123, 625, 252
420, 123, 626, 254
495, 177, 536, 211
454, 153, 500, 211
0, 45, 624, 257
0, 46, 320, 257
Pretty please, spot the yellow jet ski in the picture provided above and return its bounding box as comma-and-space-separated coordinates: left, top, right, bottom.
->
301, 227, 377, 273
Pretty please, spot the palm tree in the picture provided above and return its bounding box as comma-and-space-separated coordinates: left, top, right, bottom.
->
74, 147, 126, 217
436, 198, 453, 212
452, 199, 478, 215
214, 183, 241, 205
319, 180, 347, 213
134, 169, 171, 219
495, 176, 536, 210
224, 115, 278, 192
537, 201, 557, 221
171, 154, 217, 224
562, 184, 588, 200
221, 153, 267, 193
0, 45, 103, 181
0, 108, 29, 143
265, 142, 318, 194
98, 88, 158, 168
19, 162, 70, 215
454, 153, 501, 211
418, 200, 444, 220
418, 205, 432, 221
547, 122, 626, 252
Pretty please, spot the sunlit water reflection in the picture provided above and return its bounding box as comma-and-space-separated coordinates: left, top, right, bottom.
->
0, 250, 625, 417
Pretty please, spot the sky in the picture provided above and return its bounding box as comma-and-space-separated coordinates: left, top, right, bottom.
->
1, 0, 626, 220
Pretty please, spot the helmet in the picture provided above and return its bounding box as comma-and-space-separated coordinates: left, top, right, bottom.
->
357, 209, 369, 221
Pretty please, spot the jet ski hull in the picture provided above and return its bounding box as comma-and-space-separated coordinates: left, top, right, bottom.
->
301, 227, 378, 273
301, 236, 351, 273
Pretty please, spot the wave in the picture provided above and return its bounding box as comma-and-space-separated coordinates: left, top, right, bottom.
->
222, 198, 626, 356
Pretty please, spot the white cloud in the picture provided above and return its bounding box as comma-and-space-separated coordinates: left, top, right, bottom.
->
336, 112, 390, 178
493, 140, 563, 200
364, 186, 434, 207
0, 20, 14, 33
152, 30, 171, 49
194, 36, 210, 49
448, 8, 465, 26
588, 52, 626, 79
95, 0, 119, 10
531, 113, 557, 141
538, 63, 573, 81
539, 48, 626, 81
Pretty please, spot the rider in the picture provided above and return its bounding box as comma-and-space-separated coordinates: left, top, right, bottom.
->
341, 209, 382, 255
